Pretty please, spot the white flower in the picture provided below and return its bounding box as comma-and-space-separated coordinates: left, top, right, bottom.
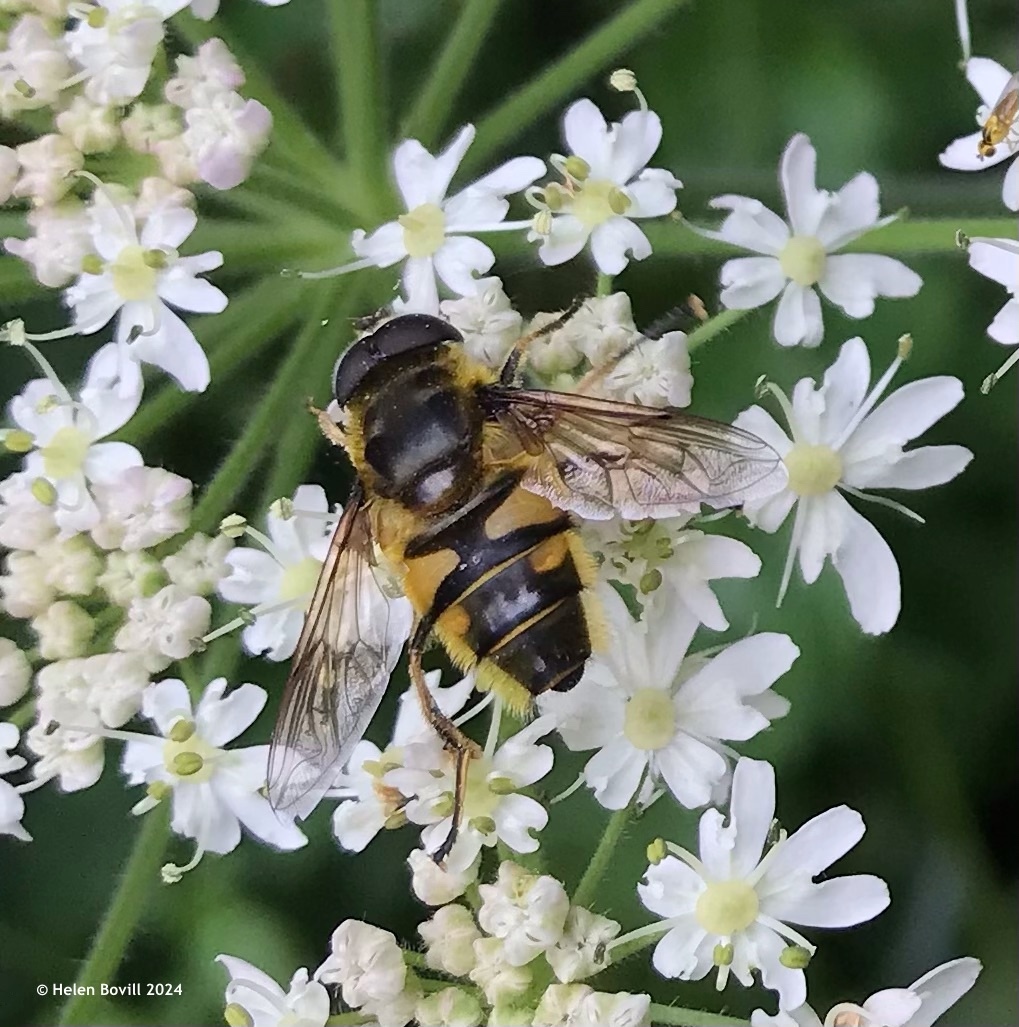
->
36, 535, 103, 596
330, 670, 472, 852
0, 471, 59, 549
165, 38, 244, 109
586, 518, 761, 629
114, 584, 211, 672
26, 718, 104, 792
939, 57, 1019, 211
34, 654, 148, 739
179, 90, 273, 190
638, 758, 890, 1010
468, 937, 532, 1006
65, 0, 188, 106
217, 955, 329, 1027
416, 987, 483, 1027
1, 551, 55, 618
121, 102, 182, 154
122, 677, 307, 855
187, 0, 290, 20
751, 956, 982, 1027
97, 550, 164, 605
8, 342, 143, 535
478, 861, 570, 966
697, 133, 922, 347
65, 186, 227, 392
4, 201, 94, 289
407, 847, 480, 907
533, 983, 593, 1026
541, 586, 793, 811
0, 640, 32, 707
0, 145, 18, 204
218, 484, 335, 661
32, 599, 94, 660
334, 125, 544, 313
597, 331, 693, 408
90, 465, 192, 551
55, 96, 120, 154
13, 134, 84, 205
554, 292, 638, 369
529, 99, 682, 275
736, 337, 973, 634
0, 722, 31, 842
163, 532, 232, 595
967, 237, 1019, 345
440, 276, 523, 370
420, 904, 482, 978
546, 906, 621, 984
316, 920, 407, 1009
391, 716, 555, 874
533, 984, 651, 1027
0, 15, 71, 117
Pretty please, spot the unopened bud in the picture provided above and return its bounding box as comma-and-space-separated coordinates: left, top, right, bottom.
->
564, 155, 590, 182
646, 837, 668, 864
168, 719, 195, 743
31, 478, 57, 506
713, 942, 734, 966
609, 68, 638, 93
219, 513, 246, 538
2, 429, 34, 453
779, 944, 811, 969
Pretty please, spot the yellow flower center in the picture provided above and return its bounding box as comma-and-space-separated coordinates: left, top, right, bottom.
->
695, 879, 760, 935
779, 234, 827, 286
162, 734, 218, 783
110, 244, 158, 301
623, 688, 676, 751
41, 425, 90, 480
399, 202, 446, 258
463, 757, 499, 820
279, 557, 322, 605
571, 179, 632, 228
783, 444, 843, 496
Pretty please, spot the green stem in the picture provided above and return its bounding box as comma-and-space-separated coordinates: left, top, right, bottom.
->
686, 308, 750, 352
325, 1015, 373, 1026
648, 1004, 749, 1027
596, 272, 614, 297
6, 698, 36, 731
401, 0, 505, 146
57, 808, 169, 1026
191, 287, 336, 534
573, 806, 631, 909
464, 0, 692, 174
330, 0, 389, 218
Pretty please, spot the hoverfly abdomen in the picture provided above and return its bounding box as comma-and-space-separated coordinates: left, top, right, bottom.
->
393, 472, 598, 710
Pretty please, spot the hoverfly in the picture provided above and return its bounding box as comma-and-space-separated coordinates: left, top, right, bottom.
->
268, 310, 786, 861
978, 70, 1019, 159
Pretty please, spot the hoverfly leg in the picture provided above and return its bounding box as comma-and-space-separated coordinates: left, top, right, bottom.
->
408, 626, 482, 866
499, 294, 585, 385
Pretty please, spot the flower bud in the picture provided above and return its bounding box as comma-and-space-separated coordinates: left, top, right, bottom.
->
420, 904, 481, 977
416, 987, 483, 1027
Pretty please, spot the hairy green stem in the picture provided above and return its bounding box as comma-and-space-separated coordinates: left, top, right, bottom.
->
401, 0, 505, 146
573, 806, 631, 909
56, 808, 169, 1026
465, 0, 692, 174
648, 1004, 750, 1026
686, 308, 751, 351
596, 273, 614, 296
331, 0, 390, 219
191, 287, 337, 534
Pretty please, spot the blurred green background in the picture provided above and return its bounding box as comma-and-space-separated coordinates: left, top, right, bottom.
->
1, 0, 1016, 1024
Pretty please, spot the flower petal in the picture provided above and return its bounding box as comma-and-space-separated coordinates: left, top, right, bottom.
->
197, 680, 266, 746
759, 804, 865, 886
779, 134, 827, 237
627, 168, 681, 218
832, 503, 900, 634
332, 797, 386, 852
563, 99, 612, 178
815, 171, 881, 249
726, 757, 776, 878
1002, 155, 1019, 211
351, 221, 406, 266
818, 254, 922, 318
465, 155, 545, 197
536, 214, 589, 267
848, 445, 973, 490
398, 256, 439, 314
583, 737, 647, 809
702, 195, 790, 255
772, 283, 823, 347
989, 297, 1019, 344
610, 109, 663, 184
638, 856, 704, 917
589, 218, 652, 275
656, 736, 728, 808
764, 874, 889, 927
434, 235, 495, 296
650, 920, 713, 980
393, 125, 475, 209
720, 256, 787, 310
966, 56, 1014, 108
938, 130, 1005, 171
140, 205, 197, 250
901, 957, 982, 1027
159, 274, 228, 315
129, 305, 210, 392
142, 677, 193, 733
82, 441, 143, 485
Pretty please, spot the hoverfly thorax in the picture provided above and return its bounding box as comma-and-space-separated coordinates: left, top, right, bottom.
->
334, 314, 487, 514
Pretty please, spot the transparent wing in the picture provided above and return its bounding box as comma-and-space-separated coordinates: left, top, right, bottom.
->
484, 386, 787, 519
268, 483, 413, 819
